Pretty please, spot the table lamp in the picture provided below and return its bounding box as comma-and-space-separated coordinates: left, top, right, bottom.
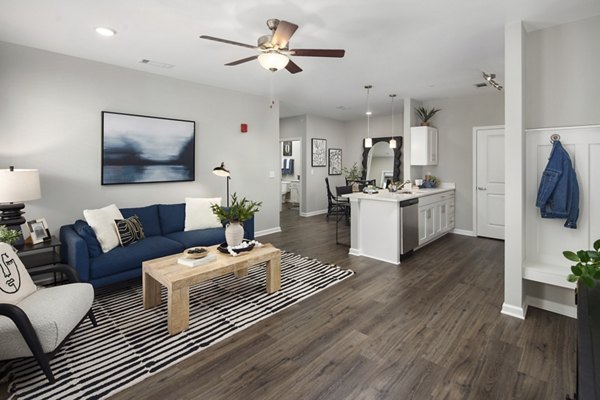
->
0, 166, 41, 228
212, 162, 231, 207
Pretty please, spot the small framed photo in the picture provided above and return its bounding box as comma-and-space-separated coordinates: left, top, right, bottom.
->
311, 138, 327, 167
27, 218, 51, 244
283, 141, 292, 156
328, 148, 342, 175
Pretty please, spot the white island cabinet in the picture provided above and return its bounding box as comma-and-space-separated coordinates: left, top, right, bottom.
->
345, 187, 455, 265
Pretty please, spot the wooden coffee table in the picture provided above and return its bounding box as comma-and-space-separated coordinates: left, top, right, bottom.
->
143, 243, 281, 335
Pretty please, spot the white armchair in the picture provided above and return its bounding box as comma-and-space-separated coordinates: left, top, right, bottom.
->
0, 242, 96, 383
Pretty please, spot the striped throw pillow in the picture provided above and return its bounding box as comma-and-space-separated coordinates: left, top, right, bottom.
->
114, 215, 145, 247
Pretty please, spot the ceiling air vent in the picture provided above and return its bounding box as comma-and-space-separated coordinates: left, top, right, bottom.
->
139, 59, 175, 69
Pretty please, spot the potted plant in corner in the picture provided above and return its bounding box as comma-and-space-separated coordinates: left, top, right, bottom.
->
415, 106, 441, 126
211, 193, 262, 247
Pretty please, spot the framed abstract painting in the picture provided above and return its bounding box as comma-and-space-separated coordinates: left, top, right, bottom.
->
311, 138, 327, 167
101, 111, 195, 185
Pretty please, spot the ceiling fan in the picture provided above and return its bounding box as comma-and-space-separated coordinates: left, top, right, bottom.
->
200, 19, 345, 74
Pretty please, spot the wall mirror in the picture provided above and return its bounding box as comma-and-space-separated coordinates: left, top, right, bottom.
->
361, 137, 402, 186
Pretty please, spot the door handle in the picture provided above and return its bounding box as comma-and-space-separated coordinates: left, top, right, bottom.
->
477, 186, 487, 191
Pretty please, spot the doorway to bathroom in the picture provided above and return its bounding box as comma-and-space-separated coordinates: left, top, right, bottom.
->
280, 139, 302, 215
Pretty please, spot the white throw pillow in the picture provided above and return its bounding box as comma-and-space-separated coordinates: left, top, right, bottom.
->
83, 204, 124, 253
0, 242, 37, 305
185, 197, 223, 231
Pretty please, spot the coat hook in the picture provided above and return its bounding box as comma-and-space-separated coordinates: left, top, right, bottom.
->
550, 133, 561, 143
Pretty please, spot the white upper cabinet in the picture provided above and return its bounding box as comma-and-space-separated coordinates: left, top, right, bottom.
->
410, 126, 438, 166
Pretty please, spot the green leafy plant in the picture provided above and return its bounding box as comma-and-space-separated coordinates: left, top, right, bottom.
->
415, 107, 441, 125
210, 193, 262, 223
342, 162, 363, 181
0, 226, 21, 244
565, 239, 600, 288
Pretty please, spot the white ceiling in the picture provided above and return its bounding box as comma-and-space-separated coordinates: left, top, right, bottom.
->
2, 0, 600, 120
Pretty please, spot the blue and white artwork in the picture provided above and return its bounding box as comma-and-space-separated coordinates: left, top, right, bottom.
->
102, 112, 195, 185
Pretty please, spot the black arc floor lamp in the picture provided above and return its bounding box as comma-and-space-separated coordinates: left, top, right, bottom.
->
212, 162, 231, 207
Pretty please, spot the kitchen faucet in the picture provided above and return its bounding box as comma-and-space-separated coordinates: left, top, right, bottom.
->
398, 180, 412, 190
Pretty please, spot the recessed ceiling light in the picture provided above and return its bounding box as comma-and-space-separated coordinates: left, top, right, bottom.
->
95, 27, 116, 37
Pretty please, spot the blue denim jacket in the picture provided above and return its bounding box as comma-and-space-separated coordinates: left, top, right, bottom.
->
535, 140, 579, 229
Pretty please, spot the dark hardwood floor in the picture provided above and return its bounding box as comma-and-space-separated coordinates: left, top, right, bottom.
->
2, 206, 577, 399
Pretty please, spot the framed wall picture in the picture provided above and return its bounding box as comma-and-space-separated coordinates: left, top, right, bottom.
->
328, 148, 342, 175
26, 218, 51, 244
283, 141, 292, 156
101, 111, 195, 185
311, 138, 327, 167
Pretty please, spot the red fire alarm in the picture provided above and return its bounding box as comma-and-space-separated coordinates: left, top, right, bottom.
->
241, 123, 248, 133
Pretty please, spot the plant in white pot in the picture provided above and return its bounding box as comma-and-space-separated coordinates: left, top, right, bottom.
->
211, 193, 262, 247
415, 106, 441, 127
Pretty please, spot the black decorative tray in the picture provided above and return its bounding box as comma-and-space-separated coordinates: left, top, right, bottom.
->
217, 239, 255, 255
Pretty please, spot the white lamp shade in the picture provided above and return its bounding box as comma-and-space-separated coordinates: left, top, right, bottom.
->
389, 138, 397, 149
0, 169, 41, 203
364, 137, 373, 148
258, 52, 289, 71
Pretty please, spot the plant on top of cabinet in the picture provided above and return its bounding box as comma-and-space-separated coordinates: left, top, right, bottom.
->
415, 107, 441, 126
565, 239, 600, 288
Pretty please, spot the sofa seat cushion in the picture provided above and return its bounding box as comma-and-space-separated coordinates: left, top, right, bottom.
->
90, 236, 184, 279
121, 205, 161, 237
0, 283, 93, 359
165, 228, 225, 249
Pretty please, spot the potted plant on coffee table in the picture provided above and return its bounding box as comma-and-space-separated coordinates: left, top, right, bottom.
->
211, 193, 262, 247
565, 239, 600, 288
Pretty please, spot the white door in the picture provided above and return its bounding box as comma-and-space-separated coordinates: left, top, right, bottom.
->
475, 127, 505, 239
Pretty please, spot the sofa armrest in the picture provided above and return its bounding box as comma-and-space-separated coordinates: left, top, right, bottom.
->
243, 216, 255, 240
59, 225, 91, 283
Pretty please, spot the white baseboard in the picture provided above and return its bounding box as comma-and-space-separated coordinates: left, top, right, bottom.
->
501, 302, 526, 319
255, 227, 282, 237
525, 295, 577, 319
348, 248, 361, 256
300, 209, 328, 217
452, 228, 476, 237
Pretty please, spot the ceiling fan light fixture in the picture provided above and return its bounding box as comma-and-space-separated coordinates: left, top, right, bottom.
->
258, 52, 289, 71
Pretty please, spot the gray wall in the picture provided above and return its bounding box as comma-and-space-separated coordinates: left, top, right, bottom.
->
525, 15, 600, 128
344, 113, 404, 176
422, 92, 505, 232
305, 115, 347, 214
0, 41, 280, 234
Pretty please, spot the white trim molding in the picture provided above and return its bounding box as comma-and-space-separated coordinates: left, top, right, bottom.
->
451, 228, 476, 237
501, 302, 527, 319
525, 296, 577, 319
300, 209, 328, 217
255, 227, 282, 237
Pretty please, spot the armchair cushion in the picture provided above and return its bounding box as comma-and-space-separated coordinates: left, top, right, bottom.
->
0, 243, 37, 305
0, 283, 93, 360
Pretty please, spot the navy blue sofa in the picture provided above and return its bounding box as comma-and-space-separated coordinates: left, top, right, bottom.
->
59, 203, 254, 288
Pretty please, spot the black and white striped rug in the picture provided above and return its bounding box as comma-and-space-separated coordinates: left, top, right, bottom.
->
3, 251, 354, 400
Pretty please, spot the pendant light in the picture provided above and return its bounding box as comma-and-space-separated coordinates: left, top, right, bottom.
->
389, 94, 397, 149
364, 85, 373, 148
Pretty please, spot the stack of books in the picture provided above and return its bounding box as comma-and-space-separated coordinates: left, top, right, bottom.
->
177, 253, 217, 267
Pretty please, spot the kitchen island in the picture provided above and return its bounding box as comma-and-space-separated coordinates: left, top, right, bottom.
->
344, 185, 455, 264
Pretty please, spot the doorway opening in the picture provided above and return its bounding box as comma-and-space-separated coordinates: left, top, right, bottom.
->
280, 139, 301, 215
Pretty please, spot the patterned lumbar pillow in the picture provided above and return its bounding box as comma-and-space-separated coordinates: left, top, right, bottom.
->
0, 242, 37, 305
114, 215, 145, 247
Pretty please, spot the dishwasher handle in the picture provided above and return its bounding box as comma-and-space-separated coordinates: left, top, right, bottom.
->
400, 198, 419, 207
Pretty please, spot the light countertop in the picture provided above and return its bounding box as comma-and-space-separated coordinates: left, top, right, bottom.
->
343, 186, 454, 203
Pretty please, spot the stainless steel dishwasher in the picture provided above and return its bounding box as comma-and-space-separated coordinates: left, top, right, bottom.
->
400, 198, 419, 259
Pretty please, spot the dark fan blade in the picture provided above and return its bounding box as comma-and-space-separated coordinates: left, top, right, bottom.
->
285, 59, 303, 74
225, 55, 259, 66
290, 49, 345, 58
200, 35, 257, 49
271, 20, 298, 49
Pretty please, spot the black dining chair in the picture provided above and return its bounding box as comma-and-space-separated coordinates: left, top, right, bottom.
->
325, 178, 349, 221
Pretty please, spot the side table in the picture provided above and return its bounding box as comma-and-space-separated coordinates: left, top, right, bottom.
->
13, 236, 63, 284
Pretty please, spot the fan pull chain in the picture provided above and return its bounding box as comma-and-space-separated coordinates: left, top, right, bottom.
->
269, 71, 275, 109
